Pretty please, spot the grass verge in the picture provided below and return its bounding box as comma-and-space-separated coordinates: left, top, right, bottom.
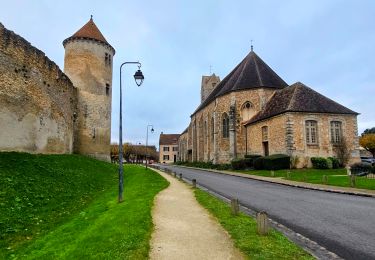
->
236, 168, 375, 190
0, 152, 168, 259
194, 188, 314, 260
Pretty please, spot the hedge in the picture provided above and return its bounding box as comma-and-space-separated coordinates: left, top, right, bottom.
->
328, 157, 340, 169
263, 154, 290, 170
311, 157, 330, 169
254, 157, 264, 170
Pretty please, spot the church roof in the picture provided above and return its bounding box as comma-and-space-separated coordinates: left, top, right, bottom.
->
193, 50, 288, 115
244, 82, 359, 125
63, 17, 115, 52
159, 134, 180, 145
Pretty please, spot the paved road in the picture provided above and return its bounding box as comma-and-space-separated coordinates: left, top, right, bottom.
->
158, 164, 375, 260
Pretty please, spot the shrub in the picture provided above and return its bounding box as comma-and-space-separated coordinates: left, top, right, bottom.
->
243, 155, 262, 168
350, 163, 373, 175
231, 158, 247, 170
311, 157, 330, 169
244, 154, 262, 159
254, 157, 264, 170
328, 157, 340, 169
216, 164, 232, 170
263, 154, 291, 170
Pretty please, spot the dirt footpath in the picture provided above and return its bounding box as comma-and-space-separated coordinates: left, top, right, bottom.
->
150, 170, 244, 260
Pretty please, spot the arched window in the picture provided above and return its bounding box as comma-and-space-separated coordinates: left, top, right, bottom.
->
330, 121, 342, 144
204, 121, 208, 145
211, 117, 214, 142
241, 101, 255, 122
222, 113, 229, 138
306, 120, 318, 145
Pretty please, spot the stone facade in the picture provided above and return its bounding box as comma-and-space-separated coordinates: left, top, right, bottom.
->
183, 88, 276, 164
178, 51, 360, 167
0, 19, 115, 161
63, 37, 114, 161
0, 23, 77, 154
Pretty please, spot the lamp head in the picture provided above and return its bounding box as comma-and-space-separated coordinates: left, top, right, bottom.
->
133, 69, 144, 86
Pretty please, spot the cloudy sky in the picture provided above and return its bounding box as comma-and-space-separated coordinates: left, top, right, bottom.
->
1, 0, 374, 149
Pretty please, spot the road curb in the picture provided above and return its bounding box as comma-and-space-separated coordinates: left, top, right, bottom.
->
174, 165, 375, 198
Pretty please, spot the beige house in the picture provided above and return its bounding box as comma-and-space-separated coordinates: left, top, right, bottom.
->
159, 133, 179, 163
178, 49, 360, 167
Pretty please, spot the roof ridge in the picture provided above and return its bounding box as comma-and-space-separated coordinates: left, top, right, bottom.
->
286, 84, 299, 111
252, 52, 264, 86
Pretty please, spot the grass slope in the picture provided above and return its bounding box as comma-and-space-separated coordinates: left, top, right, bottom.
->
0, 152, 168, 259
195, 189, 313, 260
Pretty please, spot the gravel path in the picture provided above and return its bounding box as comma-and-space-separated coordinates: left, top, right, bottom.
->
150, 170, 244, 260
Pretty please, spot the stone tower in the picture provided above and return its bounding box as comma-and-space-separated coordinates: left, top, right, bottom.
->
63, 17, 115, 161
201, 74, 220, 103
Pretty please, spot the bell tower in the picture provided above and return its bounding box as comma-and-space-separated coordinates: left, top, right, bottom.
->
63, 17, 115, 161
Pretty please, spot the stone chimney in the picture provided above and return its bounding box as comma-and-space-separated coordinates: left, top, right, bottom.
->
201, 74, 220, 103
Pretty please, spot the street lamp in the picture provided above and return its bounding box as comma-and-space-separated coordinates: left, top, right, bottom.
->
118, 62, 144, 203
145, 125, 154, 169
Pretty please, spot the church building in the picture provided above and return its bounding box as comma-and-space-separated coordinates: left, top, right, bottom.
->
178, 48, 360, 167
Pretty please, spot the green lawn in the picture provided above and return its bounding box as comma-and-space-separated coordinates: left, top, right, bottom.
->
0, 152, 168, 259
236, 168, 375, 190
194, 189, 313, 259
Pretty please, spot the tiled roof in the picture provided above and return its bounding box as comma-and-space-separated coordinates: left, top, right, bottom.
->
159, 134, 180, 145
63, 17, 115, 52
244, 82, 359, 125
193, 50, 288, 115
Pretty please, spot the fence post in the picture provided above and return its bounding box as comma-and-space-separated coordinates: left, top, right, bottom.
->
286, 170, 291, 179
257, 211, 269, 235
179, 173, 182, 180
350, 175, 356, 188
303, 174, 307, 182
322, 175, 328, 185
231, 198, 239, 216
192, 179, 196, 188
270, 170, 275, 177
346, 166, 351, 176
174, 172, 177, 178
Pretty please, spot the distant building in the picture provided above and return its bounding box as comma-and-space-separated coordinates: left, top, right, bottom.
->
159, 133, 179, 163
178, 49, 360, 167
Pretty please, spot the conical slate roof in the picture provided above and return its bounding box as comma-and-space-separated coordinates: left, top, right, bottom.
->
193, 50, 288, 115
244, 82, 359, 125
63, 17, 115, 52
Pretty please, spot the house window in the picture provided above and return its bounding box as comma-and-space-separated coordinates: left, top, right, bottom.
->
173, 146, 178, 151
105, 84, 110, 96
262, 126, 268, 141
105, 53, 108, 64
306, 120, 318, 145
163, 155, 169, 160
222, 113, 229, 138
163, 146, 170, 152
108, 55, 111, 65
331, 121, 342, 144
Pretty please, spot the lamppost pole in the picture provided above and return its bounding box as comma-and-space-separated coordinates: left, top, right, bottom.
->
145, 124, 154, 169
118, 61, 144, 203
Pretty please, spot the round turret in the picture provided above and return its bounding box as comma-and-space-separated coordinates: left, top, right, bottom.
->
63, 17, 115, 161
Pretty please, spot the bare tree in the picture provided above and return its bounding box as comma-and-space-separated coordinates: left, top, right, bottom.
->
334, 137, 350, 166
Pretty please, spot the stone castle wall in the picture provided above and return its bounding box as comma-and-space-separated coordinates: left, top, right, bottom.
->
0, 23, 77, 154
